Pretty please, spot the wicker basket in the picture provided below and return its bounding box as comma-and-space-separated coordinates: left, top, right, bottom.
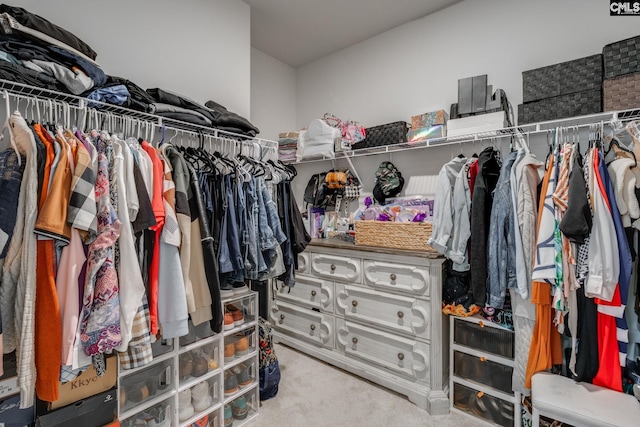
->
522, 54, 603, 103
604, 35, 640, 79
355, 221, 436, 252
604, 72, 640, 111
351, 121, 410, 150
518, 90, 602, 125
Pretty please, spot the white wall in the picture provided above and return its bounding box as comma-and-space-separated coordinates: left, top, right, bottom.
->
11, 0, 251, 118
296, 0, 640, 129
250, 48, 297, 141
291, 0, 640, 203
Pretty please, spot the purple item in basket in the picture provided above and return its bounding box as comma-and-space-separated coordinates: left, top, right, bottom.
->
364, 196, 373, 208
377, 213, 392, 221
412, 212, 427, 222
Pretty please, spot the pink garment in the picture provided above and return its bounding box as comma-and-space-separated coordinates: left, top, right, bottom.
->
56, 228, 85, 365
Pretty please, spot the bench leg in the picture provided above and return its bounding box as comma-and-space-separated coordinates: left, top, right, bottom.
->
532, 408, 540, 427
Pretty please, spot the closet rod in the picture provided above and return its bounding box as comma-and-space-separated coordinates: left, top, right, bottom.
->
0, 78, 277, 149
294, 107, 640, 164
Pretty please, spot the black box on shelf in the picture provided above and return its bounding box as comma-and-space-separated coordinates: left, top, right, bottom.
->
604, 35, 640, 79
518, 90, 602, 125
36, 388, 117, 427
522, 54, 603, 103
351, 121, 410, 150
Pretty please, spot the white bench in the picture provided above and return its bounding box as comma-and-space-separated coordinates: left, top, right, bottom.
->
531, 372, 640, 427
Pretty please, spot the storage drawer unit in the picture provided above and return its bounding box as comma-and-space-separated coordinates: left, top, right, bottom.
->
450, 315, 520, 427
272, 240, 449, 414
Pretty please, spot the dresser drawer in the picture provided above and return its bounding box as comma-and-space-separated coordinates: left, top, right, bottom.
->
335, 283, 429, 340
311, 253, 361, 283
297, 252, 309, 274
336, 318, 430, 384
277, 275, 333, 312
270, 300, 334, 349
453, 350, 513, 394
363, 260, 429, 297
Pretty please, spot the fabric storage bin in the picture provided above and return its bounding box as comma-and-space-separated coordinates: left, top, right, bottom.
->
453, 317, 514, 358
522, 54, 603, 102
351, 121, 410, 150
604, 72, 640, 111
517, 90, 602, 125
603, 35, 640, 79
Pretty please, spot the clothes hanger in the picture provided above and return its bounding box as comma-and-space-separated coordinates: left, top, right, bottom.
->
0, 91, 22, 166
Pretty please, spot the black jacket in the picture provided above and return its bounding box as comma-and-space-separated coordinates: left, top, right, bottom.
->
469, 147, 501, 306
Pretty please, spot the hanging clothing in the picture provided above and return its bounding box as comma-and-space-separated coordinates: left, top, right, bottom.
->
469, 147, 501, 306
0, 111, 39, 408
79, 136, 122, 357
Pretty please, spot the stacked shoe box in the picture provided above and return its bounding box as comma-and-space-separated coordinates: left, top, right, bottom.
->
449, 315, 521, 426
603, 35, 640, 111
518, 54, 603, 125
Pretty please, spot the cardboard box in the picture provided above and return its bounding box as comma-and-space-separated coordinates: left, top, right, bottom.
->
411, 110, 448, 130
36, 388, 117, 427
446, 111, 508, 137
407, 125, 446, 143
48, 356, 117, 410
0, 393, 35, 427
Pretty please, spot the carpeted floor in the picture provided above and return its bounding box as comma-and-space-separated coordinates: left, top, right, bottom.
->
245, 343, 481, 427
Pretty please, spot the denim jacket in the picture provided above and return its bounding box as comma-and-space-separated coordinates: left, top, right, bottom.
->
487, 151, 519, 308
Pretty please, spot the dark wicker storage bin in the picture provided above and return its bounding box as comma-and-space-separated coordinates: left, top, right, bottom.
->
604, 35, 640, 79
518, 90, 602, 125
604, 72, 640, 111
522, 54, 603, 103
351, 121, 410, 150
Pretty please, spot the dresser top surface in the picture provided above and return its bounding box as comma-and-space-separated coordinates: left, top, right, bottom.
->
308, 239, 444, 259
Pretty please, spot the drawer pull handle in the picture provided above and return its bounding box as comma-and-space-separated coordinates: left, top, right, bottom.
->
310, 324, 316, 331
480, 357, 487, 362
351, 300, 358, 307
477, 391, 484, 398
479, 321, 485, 328
390, 273, 397, 281
311, 290, 317, 297
352, 337, 358, 344
330, 264, 336, 271
279, 314, 285, 320
397, 352, 405, 361
397, 311, 404, 319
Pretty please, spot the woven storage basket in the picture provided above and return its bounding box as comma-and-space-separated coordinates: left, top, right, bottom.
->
355, 221, 436, 252
522, 54, 603, 103
604, 35, 640, 79
604, 72, 640, 111
518, 90, 602, 125
351, 121, 410, 150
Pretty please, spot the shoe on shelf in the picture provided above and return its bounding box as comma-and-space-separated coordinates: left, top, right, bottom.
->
191, 381, 212, 412
224, 312, 235, 331
231, 395, 248, 420
224, 342, 236, 362
224, 404, 233, 427
178, 389, 194, 422
226, 304, 245, 326
220, 282, 235, 299
232, 281, 249, 295
233, 335, 250, 356
225, 371, 239, 396
233, 363, 254, 387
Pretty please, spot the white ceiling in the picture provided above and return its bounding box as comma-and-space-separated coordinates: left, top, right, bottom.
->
244, 0, 462, 68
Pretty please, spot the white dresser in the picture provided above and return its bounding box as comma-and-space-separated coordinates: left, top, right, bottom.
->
270, 239, 449, 414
